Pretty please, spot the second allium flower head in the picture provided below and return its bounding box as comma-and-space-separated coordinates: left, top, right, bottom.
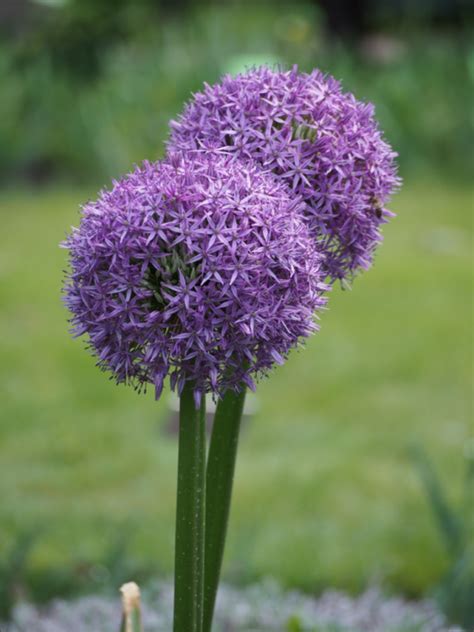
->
169, 66, 400, 281
63, 153, 328, 403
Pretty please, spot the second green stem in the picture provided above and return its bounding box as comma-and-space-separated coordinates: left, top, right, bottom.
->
203, 387, 247, 632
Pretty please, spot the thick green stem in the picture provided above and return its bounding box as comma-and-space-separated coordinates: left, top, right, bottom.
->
173, 383, 206, 632
203, 387, 247, 632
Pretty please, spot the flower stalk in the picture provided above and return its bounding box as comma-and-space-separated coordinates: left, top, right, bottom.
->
203, 387, 247, 632
174, 383, 206, 632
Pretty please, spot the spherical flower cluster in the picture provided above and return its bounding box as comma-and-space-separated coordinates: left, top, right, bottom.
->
63, 154, 328, 402
169, 65, 400, 281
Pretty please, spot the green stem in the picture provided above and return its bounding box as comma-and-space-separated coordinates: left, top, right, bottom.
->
203, 387, 247, 632
173, 383, 206, 632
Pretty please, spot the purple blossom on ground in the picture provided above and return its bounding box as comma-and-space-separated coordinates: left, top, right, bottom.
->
168, 65, 401, 282
62, 153, 328, 402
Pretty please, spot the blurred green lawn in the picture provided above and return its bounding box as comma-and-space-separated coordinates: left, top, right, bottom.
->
0, 176, 471, 597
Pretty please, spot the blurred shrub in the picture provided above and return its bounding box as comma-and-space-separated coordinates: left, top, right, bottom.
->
0, 529, 37, 620
412, 445, 474, 629
0, 524, 154, 621
16, 0, 165, 79
0, 2, 472, 184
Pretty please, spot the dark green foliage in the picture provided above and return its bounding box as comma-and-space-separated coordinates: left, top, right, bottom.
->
411, 446, 474, 629
0, 529, 38, 620
14, 0, 163, 79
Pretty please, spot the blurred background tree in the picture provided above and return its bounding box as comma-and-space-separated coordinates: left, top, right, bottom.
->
0, 0, 472, 183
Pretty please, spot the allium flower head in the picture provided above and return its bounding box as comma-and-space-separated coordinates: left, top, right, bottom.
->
63, 153, 328, 403
169, 65, 400, 281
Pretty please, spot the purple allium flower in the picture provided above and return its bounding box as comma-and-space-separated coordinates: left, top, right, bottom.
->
168, 66, 401, 282
63, 154, 328, 403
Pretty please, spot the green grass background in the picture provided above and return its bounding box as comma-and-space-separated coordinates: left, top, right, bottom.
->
0, 176, 471, 596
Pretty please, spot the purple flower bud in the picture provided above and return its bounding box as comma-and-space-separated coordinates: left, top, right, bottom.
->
63, 153, 328, 399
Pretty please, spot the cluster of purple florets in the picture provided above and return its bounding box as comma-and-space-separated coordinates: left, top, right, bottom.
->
169, 66, 400, 280
63, 66, 398, 400
64, 154, 328, 401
